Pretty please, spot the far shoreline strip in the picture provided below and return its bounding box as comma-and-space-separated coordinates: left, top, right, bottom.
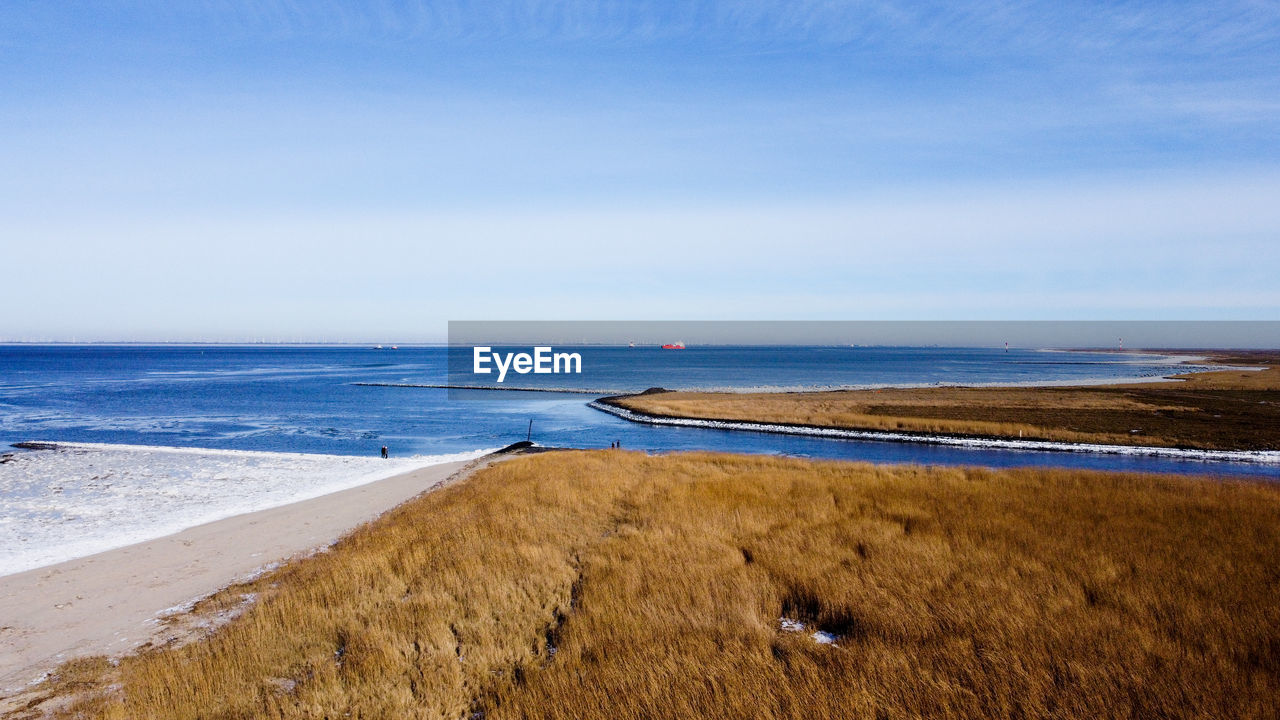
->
587, 400, 1280, 465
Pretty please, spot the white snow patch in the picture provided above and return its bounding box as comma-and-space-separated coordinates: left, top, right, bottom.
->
780, 617, 838, 646
0, 442, 495, 577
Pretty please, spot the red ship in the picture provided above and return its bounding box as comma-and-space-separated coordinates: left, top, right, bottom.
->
661, 342, 686, 350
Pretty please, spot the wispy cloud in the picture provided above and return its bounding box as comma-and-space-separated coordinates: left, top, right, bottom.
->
7, 1, 1280, 51
1, 1, 1277, 338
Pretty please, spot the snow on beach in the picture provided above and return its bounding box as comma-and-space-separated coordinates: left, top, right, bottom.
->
0, 442, 494, 577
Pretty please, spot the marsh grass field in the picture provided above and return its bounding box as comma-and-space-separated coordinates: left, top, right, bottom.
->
610, 355, 1280, 451
14, 451, 1280, 719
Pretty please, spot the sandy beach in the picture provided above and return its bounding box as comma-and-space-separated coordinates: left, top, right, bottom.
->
0, 456, 479, 697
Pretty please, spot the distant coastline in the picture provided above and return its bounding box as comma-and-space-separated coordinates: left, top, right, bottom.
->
588, 399, 1280, 466
594, 350, 1279, 461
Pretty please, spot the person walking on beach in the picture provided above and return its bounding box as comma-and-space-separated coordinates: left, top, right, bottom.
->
381, 445, 388, 459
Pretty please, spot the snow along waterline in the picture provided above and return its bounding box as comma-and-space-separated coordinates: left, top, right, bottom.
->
588, 401, 1280, 466
0, 442, 496, 577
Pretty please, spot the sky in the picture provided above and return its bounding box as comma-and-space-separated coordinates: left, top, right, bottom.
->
1, 1, 1278, 342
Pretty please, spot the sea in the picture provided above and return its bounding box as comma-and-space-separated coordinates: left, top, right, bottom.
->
1, 344, 1276, 576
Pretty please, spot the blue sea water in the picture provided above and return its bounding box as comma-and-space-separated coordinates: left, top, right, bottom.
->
0, 344, 1274, 478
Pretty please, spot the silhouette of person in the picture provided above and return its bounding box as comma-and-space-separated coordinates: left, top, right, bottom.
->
381, 445, 388, 459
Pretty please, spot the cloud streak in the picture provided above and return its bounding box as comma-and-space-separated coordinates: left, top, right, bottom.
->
1, 1, 1277, 339
6, 1, 1280, 53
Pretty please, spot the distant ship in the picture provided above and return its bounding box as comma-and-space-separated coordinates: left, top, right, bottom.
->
661, 342, 685, 350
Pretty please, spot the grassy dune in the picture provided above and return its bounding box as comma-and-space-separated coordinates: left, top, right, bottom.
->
14, 451, 1280, 719
610, 359, 1280, 451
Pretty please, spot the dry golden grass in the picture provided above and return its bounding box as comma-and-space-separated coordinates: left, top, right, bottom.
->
614, 389, 1131, 444
13, 451, 1280, 719
611, 362, 1280, 450
1166, 362, 1280, 390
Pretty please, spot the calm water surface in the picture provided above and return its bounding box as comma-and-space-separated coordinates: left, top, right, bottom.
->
1, 345, 1274, 478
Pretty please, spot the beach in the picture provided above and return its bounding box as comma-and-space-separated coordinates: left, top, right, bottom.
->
3, 349, 1279, 717
0, 457, 479, 698
7, 0, 1279, 714
14, 451, 1279, 719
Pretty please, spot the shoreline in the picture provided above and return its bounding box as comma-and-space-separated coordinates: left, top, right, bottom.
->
0, 442, 496, 578
587, 399, 1280, 466
353, 349, 1238, 397
400, 372, 1227, 395
0, 455, 491, 697
591, 352, 1280, 463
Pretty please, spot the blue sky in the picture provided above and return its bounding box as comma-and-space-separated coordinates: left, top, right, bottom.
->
2, 1, 1278, 341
